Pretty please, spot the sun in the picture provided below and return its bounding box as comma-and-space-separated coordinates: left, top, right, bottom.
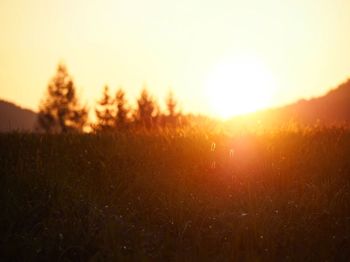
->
206, 55, 277, 119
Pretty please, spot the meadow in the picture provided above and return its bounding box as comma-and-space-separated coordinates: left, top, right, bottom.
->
0, 127, 350, 261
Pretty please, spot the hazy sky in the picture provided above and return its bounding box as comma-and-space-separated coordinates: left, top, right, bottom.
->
1, 0, 350, 116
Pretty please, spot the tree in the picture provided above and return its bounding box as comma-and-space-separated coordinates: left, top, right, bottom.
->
37, 64, 87, 133
134, 88, 158, 129
166, 91, 177, 117
94, 85, 115, 132
165, 91, 181, 127
158, 90, 185, 128
115, 88, 130, 130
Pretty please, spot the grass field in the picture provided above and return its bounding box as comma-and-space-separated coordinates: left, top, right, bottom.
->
1, 128, 350, 261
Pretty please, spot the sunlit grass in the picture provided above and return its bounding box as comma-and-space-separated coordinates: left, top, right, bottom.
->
0, 127, 350, 261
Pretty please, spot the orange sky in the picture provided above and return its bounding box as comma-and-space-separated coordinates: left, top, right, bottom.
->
1, 0, 350, 117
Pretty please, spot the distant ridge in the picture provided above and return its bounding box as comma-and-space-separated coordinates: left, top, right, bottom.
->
0, 100, 36, 132
278, 79, 350, 124
2, 79, 350, 132
231, 79, 350, 127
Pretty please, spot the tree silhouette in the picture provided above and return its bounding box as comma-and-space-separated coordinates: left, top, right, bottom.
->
165, 91, 182, 127
166, 91, 177, 116
37, 64, 87, 133
115, 88, 130, 130
94, 85, 115, 132
134, 88, 158, 129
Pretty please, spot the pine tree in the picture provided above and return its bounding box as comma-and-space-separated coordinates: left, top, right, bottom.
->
165, 91, 181, 127
135, 88, 158, 129
115, 88, 129, 130
95, 85, 115, 132
37, 64, 87, 133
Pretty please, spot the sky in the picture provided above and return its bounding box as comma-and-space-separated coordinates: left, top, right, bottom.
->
1, 0, 350, 117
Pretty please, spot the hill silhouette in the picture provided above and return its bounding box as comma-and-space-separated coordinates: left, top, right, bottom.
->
280, 79, 350, 123
2, 79, 350, 132
231, 79, 350, 127
0, 100, 36, 132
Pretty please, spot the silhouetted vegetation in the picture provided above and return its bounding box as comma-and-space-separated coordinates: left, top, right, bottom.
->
3, 62, 350, 261
93, 86, 185, 133
36, 63, 191, 134
115, 88, 130, 130
94, 86, 116, 133
133, 88, 159, 130
163, 91, 183, 127
37, 64, 88, 133
1, 127, 350, 261
34, 63, 350, 135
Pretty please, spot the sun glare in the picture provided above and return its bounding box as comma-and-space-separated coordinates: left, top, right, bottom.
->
206, 55, 277, 119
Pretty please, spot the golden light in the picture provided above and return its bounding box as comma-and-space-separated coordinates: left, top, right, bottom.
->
206, 55, 277, 119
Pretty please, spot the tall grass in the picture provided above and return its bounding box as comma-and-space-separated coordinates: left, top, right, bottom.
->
0, 128, 349, 261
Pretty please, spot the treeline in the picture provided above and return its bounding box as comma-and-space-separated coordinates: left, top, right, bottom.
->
37, 64, 187, 133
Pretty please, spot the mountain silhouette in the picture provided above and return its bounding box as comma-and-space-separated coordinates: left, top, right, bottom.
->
0, 100, 36, 132
278, 79, 350, 124
2, 79, 350, 132
230, 78, 350, 127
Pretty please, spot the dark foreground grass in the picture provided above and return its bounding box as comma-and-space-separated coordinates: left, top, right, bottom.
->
0, 128, 350, 261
